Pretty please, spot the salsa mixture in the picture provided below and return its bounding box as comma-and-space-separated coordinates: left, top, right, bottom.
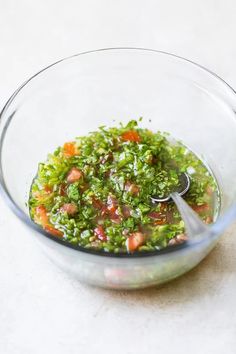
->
29, 120, 218, 253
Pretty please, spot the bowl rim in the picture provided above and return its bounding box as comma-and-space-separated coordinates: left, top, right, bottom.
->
1, 46, 236, 258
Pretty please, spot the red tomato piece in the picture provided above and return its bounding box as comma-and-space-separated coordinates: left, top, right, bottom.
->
148, 211, 166, 223
44, 225, 63, 237
107, 195, 118, 213
34, 205, 63, 237
34, 205, 49, 227
154, 218, 166, 225
44, 185, 53, 194
63, 142, 78, 157
122, 205, 131, 218
92, 198, 104, 209
110, 213, 122, 224
124, 181, 140, 195
192, 204, 210, 213
59, 183, 67, 196
126, 232, 145, 252
121, 130, 141, 143
67, 167, 83, 183
60, 203, 78, 216
34, 205, 63, 238
101, 206, 108, 217
148, 211, 163, 219
94, 226, 107, 241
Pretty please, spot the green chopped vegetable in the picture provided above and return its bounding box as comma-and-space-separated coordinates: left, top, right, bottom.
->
28, 120, 219, 253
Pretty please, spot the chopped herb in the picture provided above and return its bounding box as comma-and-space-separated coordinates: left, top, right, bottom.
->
29, 120, 219, 253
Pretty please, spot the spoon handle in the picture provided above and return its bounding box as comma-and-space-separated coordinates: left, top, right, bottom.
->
171, 192, 208, 237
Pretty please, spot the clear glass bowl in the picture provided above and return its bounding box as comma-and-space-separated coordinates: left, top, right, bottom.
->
1, 48, 236, 289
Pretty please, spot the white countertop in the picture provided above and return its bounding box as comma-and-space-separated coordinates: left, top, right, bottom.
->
0, 1, 236, 353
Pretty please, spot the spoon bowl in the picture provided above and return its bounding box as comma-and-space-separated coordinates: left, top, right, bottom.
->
150, 172, 191, 203
151, 172, 209, 238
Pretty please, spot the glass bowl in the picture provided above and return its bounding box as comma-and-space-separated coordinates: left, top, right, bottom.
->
1, 48, 236, 289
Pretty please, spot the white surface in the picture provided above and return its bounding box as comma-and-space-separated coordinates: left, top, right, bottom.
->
1, 1, 236, 353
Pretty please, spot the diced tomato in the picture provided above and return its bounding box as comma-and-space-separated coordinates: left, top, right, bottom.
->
110, 213, 122, 224
34, 205, 63, 237
124, 181, 140, 195
59, 183, 67, 196
154, 219, 166, 225
107, 204, 116, 213
93, 196, 123, 223
101, 206, 108, 217
121, 130, 141, 143
34, 205, 49, 227
92, 198, 107, 217
148, 211, 166, 225
126, 232, 145, 252
63, 142, 79, 157
122, 205, 131, 218
44, 185, 52, 194
60, 203, 78, 216
148, 211, 161, 219
107, 195, 118, 213
44, 225, 63, 237
67, 167, 83, 183
92, 198, 104, 209
192, 204, 210, 214
94, 226, 107, 241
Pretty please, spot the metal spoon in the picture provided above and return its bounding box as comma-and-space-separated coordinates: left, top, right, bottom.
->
151, 172, 208, 237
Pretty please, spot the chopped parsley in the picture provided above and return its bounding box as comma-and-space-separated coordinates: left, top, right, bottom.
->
28, 120, 219, 253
